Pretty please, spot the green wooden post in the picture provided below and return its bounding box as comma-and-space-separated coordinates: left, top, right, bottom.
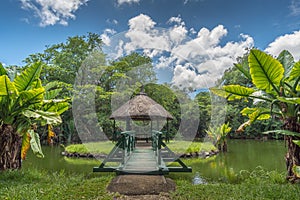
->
158, 132, 162, 166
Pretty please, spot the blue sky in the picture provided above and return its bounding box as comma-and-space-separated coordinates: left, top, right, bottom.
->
1, 0, 300, 89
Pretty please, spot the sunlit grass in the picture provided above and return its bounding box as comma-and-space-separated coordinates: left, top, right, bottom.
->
1, 166, 299, 199
167, 140, 216, 154
65, 140, 216, 155
65, 141, 114, 154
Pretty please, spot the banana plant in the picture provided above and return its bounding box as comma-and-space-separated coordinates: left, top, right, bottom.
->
0, 62, 69, 170
206, 123, 231, 152
211, 49, 300, 182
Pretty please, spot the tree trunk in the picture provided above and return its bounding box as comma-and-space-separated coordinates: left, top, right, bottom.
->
285, 136, 300, 183
222, 140, 228, 152
0, 124, 22, 170
284, 117, 300, 183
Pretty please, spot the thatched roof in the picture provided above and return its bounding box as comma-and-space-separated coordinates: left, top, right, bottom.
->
110, 92, 173, 120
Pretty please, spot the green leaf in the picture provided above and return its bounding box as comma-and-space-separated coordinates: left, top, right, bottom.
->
18, 88, 45, 106
241, 107, 270, 122
0, 63, 7, 76
234, 63, 251, 80
14, 62, 42, 92
292, 165, 300, 178
44, 89, 62, 100
28, 129, 44, 158
22, 110, 62, 125
293, 140, 300, 147
277, 97, 300, 104
43, 100, 69, 115
0, 75, 17, 96
277, 50, 294, 78
249, 49, 284, 93
223, 85, 255, 100
209, 87, 227, 98
263, 129, 300, 136
289, 61, 300, 81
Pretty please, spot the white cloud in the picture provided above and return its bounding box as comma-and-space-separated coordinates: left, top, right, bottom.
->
20, 0, 88, 27
117, 0, 140, 6
101, 29, 117, 46
289, 0, 300, 16
105, 14, 254, 89
265, 30, 300, 60
106, 19, 118, 25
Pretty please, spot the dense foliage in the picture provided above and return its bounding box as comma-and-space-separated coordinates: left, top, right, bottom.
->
0, 62, 68, 170
212, 49, 300, 182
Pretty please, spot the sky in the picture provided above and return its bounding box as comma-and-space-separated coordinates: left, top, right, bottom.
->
1, 0, 300, 90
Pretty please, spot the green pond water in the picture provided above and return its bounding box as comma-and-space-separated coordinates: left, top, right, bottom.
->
23, 140, 287, 181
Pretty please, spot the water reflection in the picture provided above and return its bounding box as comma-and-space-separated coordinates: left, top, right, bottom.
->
192, 172, 206, 185
23, 140, 287, 181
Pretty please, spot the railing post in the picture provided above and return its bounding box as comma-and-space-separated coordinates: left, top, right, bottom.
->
158, 132, 162, 166
121, 132, 125, 165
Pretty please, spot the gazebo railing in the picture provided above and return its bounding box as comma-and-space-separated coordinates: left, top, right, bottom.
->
93, 131, 135, 172
120, 131, 135, 165
151, 130, 192, 173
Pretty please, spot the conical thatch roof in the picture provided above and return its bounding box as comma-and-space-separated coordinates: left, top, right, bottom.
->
110, 92, 173, 120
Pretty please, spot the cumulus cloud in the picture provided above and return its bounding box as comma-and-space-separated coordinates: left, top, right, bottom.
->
20, 0, 88, 27
265, 30, 300, 60
117, 0, 140, 6
105, 14, 254, 90
101, 29, 117, 46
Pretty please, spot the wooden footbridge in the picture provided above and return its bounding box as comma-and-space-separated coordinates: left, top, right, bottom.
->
93, 91, 191, 175
93, 130, 191, 175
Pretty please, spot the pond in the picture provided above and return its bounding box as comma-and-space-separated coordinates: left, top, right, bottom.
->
23, 140, 287, 181
183, 139, 286, 182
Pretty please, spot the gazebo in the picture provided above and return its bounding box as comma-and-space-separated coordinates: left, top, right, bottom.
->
110, 92, 173, 142
93, 91, 191, 175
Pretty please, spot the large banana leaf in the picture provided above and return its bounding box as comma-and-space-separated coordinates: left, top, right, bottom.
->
0, 63, 7, 76
22, 110, 62, 126
44, 89, 62, 100
43, 100, 69, 115
21, 132, 31, 160
277, 50, 295, 78
209, 87, 227, 98
0, 75, 17, 96
236, 107, 270, 133
241, 107, 271, 122
14, 62, 42, 92
263, 129, 300, 136
249, 49, 284, 93
234, 63, 251, 80
277, 97, 300, 104
223, 85, 255, 100
18, 88, 45, 107
289, 61, 300, 82
28, 129, 44, 158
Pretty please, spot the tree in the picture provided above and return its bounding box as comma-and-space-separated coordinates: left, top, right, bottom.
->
0, 62, 68, 170
195, 91, 211, 138
211, 49, 300, 182
24, 33, 103, 143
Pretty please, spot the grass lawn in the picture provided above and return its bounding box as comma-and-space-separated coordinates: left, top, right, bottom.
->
64, 140, 217, 155
1, 167, 300, 199
1, 141, 299, 199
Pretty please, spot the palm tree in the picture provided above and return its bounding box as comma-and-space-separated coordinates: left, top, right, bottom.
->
0, 62, 68, 170
211, 49, 300, 182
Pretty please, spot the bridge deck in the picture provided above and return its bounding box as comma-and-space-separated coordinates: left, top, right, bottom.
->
122, 146, 159, 173
93, 131, 191, 174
